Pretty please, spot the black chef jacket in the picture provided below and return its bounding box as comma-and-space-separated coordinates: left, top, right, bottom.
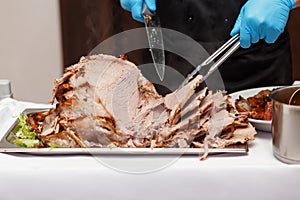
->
149, 0, 293, 93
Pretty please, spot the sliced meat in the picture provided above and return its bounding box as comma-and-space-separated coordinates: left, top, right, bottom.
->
235, 96, 251, 112
263, 101, 272, 121
35, 54, 256, 153
164, 75, 203, 125
180, 87, 208, 117
41, 131, 80, 148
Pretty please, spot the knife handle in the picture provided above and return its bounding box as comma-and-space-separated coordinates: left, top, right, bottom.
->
142, 2, 154, 17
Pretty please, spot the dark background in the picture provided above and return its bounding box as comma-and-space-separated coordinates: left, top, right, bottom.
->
60, 0, 300, 80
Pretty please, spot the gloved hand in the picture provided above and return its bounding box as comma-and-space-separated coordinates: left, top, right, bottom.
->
230, 0, 295, 48
120, 0, 156, 22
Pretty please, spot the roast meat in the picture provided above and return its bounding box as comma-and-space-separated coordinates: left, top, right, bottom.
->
32, 54, 256, 153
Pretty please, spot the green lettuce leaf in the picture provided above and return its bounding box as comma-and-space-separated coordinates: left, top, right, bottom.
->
12, 114, 44, 148
14, 139, 41, 148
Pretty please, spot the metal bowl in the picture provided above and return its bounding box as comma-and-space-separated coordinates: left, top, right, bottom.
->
271, 86, 300, 164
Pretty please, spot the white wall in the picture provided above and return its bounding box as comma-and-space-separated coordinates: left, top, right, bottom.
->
0, 0, 63, 103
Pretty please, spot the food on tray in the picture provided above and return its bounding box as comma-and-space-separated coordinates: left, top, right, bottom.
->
234, 89, 272, 120
12, 54, 256, 159
9, 115, 44, 148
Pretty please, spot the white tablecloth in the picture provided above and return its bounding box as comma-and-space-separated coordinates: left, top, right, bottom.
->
0, 98, 299, 200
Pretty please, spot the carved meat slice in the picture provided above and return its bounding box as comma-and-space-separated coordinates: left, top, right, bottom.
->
180, 87, 208, 117
164, 75, 203, 125
193, 124, 256, 148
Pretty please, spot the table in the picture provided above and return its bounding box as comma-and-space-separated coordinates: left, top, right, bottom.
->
1, 98, 300, 200
0, 131, 300, 200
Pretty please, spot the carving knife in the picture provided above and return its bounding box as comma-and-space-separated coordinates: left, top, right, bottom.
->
142, 2, 165, 81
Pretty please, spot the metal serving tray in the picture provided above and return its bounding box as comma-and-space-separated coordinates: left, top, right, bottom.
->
0, 109, 248, 155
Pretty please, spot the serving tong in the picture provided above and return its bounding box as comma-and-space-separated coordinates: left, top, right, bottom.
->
180, 34, 240, 88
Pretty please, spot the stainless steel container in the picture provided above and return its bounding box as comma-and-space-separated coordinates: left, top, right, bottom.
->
271, 86, 300, 164
0, 80, 13, 100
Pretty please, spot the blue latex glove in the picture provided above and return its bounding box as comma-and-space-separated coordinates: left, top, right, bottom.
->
120, 0, 156, 22
231, 0, 295, 48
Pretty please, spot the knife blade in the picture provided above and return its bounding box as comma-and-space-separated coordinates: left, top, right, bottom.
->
142, 3, 165, 81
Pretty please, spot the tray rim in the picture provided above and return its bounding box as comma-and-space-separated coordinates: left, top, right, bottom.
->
0, 145, 248, 155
